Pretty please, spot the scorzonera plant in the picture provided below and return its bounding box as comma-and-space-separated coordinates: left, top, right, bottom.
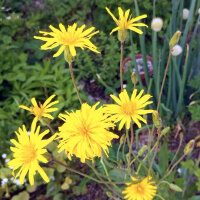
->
8, 6, 194, 200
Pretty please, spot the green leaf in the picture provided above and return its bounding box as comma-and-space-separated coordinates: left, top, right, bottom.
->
11, 191, 29, 200
158, 141, 169, 175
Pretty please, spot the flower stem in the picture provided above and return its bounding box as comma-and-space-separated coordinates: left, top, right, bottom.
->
157, 50, 172, 111
68, 62, 83, 105
52, 157, 106, 184
120, 42, 124, 91
163, 154, 186, 180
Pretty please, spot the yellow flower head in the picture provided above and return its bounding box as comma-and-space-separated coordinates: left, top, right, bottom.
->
34, 23, 100, 59
19, 94, 59, 121
8, 118, 56, 185
122, 176, 157, 200
105, 89, 154, 130
57, 103, 119, 163
106, 7, 148, 36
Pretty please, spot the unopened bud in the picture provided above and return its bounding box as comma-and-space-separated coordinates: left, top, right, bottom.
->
138, 145, 147, 157
183, 8, 189, 20
151, 17, 163, 32
64, 47, 74, 64
169, 31, 181, 49
120, 134, 125, 145
161, 127, 170, 136
118, 29, 128, 42
172, 45, 183, 56
169, 183, 183, 192
184, 139, 195, 155
179, 132, 183, 140
106, 191, 112, 197
131, 72, 138, 85
198, 8, 200, 15
152, 111, 162, 128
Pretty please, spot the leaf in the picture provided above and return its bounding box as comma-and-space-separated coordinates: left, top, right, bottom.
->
0, 168, 12, 179
188, 104, 200, 122
11, 191, 29, 200
158, 141, 169, 175
169, 183, 183, 192
108, 168, 127, 181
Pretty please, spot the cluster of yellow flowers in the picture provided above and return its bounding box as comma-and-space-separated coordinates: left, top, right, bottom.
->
8, 7, 158, 200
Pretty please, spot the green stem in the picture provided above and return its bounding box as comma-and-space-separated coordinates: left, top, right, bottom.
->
68, 62, 83, 105
161, 154, 186, 181
157, 50, 172, 111
120, 42, 124, 91
167, 134, 183, 171
148, 129, 161, 175
52, 158, 105, 184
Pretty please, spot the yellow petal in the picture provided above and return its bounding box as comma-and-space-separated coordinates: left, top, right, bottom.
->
53, 45, 66, 57
128, 27, 143, 34
43, 94, 56, 107
106, 7, 119, 24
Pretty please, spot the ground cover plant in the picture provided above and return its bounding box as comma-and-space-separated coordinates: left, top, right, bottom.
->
0, 0, 200, 199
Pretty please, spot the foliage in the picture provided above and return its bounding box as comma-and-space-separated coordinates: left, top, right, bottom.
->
129, 0, 200, 122
0, 0, 199, 199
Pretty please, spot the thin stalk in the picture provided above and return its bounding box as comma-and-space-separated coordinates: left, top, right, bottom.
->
161, 154, 186, 181
134, 0, 149, 85
120, 42, 124, 91
117, 135, 124, 164
52, 158, 105, 184
122, 134, 127, 162
137, 133, 161, 174
130, 32, 144, 89
100, 157, 123, 196
152, 31, 158, 100
157, 50, 172, 111
68, 62, 83, 105
129, 122, 134, 156
148, 129, 161, 175
167, 134, 183, 171
176, 44, 189, 116
86, 161, 123, 198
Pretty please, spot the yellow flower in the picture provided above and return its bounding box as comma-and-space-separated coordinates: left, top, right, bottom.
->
122, 176, 157, 200
34, 23, 100, 59
8, 118, 56, 185
19, 94, 59, 121
105, 89, 154, 129
57, 103, 118, 163
106, 7, 148, 35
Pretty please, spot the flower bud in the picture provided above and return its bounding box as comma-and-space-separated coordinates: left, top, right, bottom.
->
169, 183, 183, 192
198, 8, 200, 15
138, 145, 147, 157
118, 29, 128, 42
184, 139, 195, 155
183, 8, 189, 20
172, 45, 183, 56
64, 47, 74, 64
131, 72, 138, 86
120, 134, 125, 145
161, 127, 170, 137
169, 30, 181, 49
151, 17, 163, 32
152, 111, 162, 128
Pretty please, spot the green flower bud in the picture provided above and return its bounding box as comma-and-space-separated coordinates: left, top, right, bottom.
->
161, 127, 170, 136
169, 31, 181, 49
64, 47, 74, 64
184, 139, 195, 155
118, 29, 128, 42
169, 183, 183, 192
131, 72, 138, 86
152, 111, 162, 128
120, 134, 125, 145
138, 145, 147, 157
